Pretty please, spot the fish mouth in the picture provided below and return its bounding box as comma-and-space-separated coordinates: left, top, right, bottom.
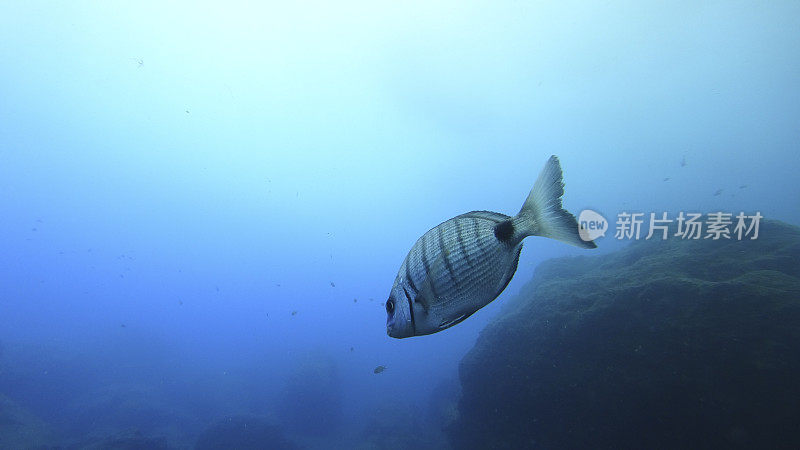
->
386, 322, 409, 339
386, 320, 401, 338
386, 316, 412, 338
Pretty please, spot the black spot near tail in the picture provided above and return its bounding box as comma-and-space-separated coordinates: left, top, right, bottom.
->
494, 220, 514, 242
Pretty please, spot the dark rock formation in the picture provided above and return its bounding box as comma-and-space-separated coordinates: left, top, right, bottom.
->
450, 220, 800, 449
277, 350, 343, 436
74, 429, 172, 450
359, 400, 449, 450
195, 415, 297, 450
0, 394, 55, 448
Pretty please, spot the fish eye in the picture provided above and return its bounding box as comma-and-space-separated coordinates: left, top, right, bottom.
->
386, 298, 394, 314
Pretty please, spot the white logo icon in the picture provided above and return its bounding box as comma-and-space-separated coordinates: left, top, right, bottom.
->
578, 209, 607, 242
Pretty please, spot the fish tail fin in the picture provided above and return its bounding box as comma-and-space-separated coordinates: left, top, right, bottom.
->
510, 155, 596, 249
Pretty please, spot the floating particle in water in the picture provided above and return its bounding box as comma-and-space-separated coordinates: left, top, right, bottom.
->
353, 298, 357, 303
291, 311, 297, 316
330, 282, 335, 287
713, 189, 723, 196
373, 365, 386, 374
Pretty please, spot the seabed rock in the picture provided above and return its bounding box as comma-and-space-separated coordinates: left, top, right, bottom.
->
0, 394, 55, 449
450, 220, 800, 449
277, 350, 343, 436
195, 415, 297, 450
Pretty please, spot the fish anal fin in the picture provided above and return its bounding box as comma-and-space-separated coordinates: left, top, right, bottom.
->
439, 313, 469, 330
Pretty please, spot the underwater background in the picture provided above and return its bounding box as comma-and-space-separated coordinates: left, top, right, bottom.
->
1, 1, 799, 449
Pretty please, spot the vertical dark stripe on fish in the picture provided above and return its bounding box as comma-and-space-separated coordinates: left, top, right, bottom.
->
456, 219, 474, 271
420, 233, 432, 276
437, 225, 458, 287
420, 232, 439, 298
402, 285, 416, 335
472, 218, 488, 256
405, 262, 418, 294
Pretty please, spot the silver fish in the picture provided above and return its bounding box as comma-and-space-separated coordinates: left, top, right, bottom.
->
385, 156, 596, 338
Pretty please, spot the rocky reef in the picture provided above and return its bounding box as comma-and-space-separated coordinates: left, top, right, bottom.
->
356, 399, 450, 450
277, 350, 343, 436
73, 429, 172, 450
195, 415, 297, 450
0, 394, 55, 449
450, 220, 800, 449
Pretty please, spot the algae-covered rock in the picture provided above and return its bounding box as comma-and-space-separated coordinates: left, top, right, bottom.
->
450, 220, 800, 449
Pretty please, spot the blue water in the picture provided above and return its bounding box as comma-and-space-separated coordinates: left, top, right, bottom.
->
1, 2, 798, 448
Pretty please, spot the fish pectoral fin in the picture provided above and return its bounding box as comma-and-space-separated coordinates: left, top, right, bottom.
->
438, 314, 468, 330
